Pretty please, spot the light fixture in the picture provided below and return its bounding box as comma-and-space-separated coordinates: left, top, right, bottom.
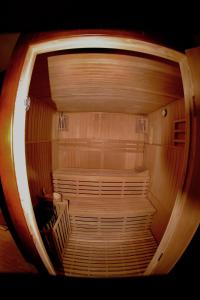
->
161, 109, 167, 117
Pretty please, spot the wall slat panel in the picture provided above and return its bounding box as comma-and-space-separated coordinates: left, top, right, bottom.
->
25, 96, 56, 206
53, 112, 146, 170
144, 99, 185, 242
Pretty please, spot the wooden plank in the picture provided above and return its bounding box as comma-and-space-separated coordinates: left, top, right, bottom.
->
53, 168, 150, 199
51, 204, 71, 259
144, 98, 186, 242
51, 167, 156, 278
48, 53, 183, 114
145, 47, 200, 274
68, 197, 155, 217
52, 112, 146, 170
62, 232, 157, 277
25, 96, 55, 206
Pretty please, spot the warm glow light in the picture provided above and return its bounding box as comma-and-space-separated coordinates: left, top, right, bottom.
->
34, 35, 184, 62
13, 47, 56, 274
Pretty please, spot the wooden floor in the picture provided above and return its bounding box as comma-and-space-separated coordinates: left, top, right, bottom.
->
0, 226, 37, 273
63, 231, 157, 277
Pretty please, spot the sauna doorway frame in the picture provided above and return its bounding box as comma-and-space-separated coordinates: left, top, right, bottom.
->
1, 31, 198, 275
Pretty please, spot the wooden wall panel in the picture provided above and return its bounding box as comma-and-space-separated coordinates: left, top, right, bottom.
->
29, 54, 52, 100
25, 96, 56, 206
55, 112, 145, 140
26, 142, 53, 206
25, 97, 55, 142
147, 99, 185, 145
53, 112, 146, 170
144, 99, 185, 242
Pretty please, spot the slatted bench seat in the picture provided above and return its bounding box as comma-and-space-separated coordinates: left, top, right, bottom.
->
69, 196, 155, 241
63, 237, 157, 277
52, 168, 150, 200
51, 168, 157, 277
69, 197, 155, 217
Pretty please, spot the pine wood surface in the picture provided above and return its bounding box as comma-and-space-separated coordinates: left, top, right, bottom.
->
53, 168, 150, 199
52, 112, 146, 170
144, 99, 185, 242
51, 199, 157, 277
48, 52, 183, 114
51, 168, 157, 277
25, 96, 55, 205
62, 235, 157, 277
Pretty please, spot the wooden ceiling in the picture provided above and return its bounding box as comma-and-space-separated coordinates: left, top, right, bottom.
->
47, 52, 184, 114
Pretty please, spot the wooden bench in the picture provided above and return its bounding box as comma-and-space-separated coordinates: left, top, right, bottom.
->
52, 168, 150, 199
51, 168, 157, 277
52, 168, 155, 239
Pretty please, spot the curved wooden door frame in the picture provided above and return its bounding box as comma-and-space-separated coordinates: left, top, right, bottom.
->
0, 30, 198, 275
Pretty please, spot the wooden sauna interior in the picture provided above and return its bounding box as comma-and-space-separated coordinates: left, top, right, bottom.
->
25, 49, 186, 277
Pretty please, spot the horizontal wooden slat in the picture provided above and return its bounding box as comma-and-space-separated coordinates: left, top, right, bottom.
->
57, 138, 144, 153
62, 234, 157, 277
52, 201, 157, 276
69, 220, 154, 241
52, 168, 157, 277
48, 52, 183, 114
144, 98, 186, 242
52, 112, 146, 170
69, 197, 155, 217
53, 168, 150, 198
53, 168, 149, 177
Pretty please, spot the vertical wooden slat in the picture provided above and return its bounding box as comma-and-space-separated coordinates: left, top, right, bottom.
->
145, 98, 186, 242
51, 203, 71, 260
52, 112, 146, 170
25, 96, 56, 206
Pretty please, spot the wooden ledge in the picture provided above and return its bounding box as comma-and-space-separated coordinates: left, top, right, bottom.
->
69, 196, 156, 217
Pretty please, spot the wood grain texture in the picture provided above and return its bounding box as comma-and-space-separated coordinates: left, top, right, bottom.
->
51, 167, 157, 276
0, 229, 38, 273
144, 99, 186, 242
69, 215, 155, 241
62, 236, 157, 277
52, 203, 71, 261
48, 53, 183, 114
51, 184, 156, 277
25, 96, 56, 206
52, 112, 146, 170
147, 99, 185, 145
145, 51, 200, 274
29, 53, 52, 101
53, 168, 150, 199
173, 119, 186, 146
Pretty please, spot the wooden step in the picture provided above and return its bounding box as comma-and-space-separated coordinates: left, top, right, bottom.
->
52, 167, 156, 277
62, 232, 157, 277
69, 215, 154, 241
69, 196, 155, 217
53, 168, 150, 199
68, 195, 155, 241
